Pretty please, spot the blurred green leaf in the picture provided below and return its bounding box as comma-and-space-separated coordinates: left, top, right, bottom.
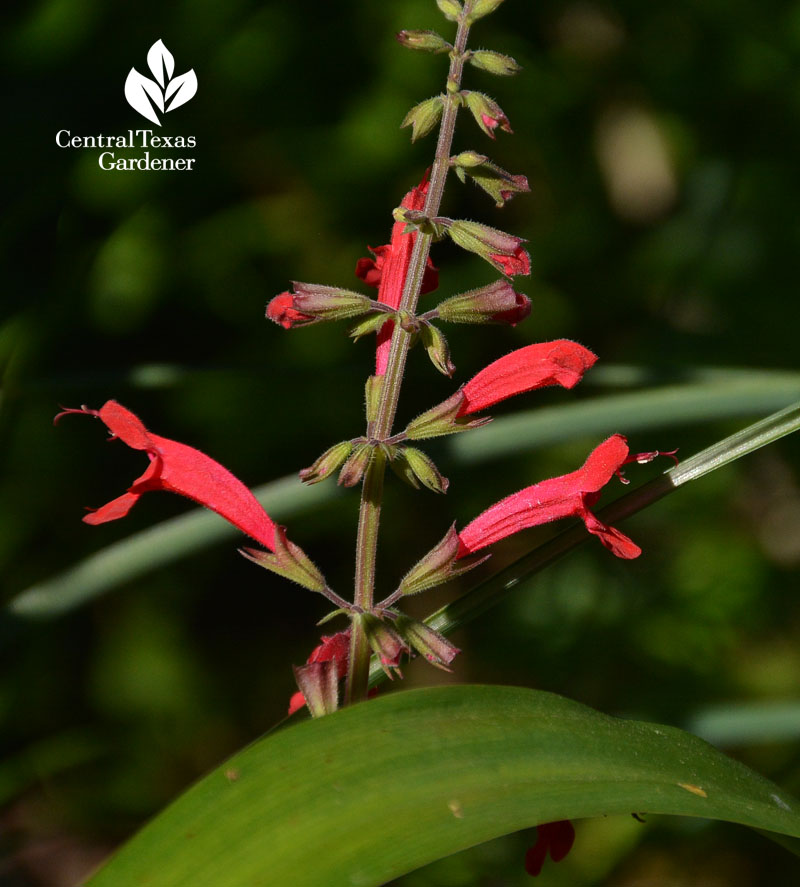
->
86, 685, 800, 887
8, 475, 339, 618
450, 369, 800, 465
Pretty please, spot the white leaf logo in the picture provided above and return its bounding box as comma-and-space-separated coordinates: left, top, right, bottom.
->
125, 39, 197, 126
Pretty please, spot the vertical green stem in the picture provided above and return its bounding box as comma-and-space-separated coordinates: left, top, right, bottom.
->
344, 5, 475, 706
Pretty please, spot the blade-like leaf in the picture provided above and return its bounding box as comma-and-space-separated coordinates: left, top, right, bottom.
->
450, 369, 800, 464
86, 685, 800, 887
7, 475, 340, 618
165, 70, 198, 112
147, 39, 174, 86
124, 69, 163, 125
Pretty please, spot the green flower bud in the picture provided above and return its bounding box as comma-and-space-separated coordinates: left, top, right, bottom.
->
451, 150, 488, 168
401, 95, 445, 142
468, 49, 521, 76
360, 613, 408, 678
466, 0, 505, 22
402, 446, 449, 494
395, 615, 461, 671
396, 30, 452, 53
462, 90, 512, 138
436, 0, 463, 22
299, 440, 353, 485
419, 321, 455, 377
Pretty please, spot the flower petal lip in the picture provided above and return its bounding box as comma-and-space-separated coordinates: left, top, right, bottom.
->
458, 340, 598, 416
354, 176, 439, 374
266, 292, 316, 328
55, 400, 277, 551
456, 434, 640, 560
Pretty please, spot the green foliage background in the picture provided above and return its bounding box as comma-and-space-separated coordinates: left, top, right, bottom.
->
3, 0, 800, 883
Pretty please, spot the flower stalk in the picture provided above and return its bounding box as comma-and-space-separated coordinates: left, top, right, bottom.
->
345, 4, 476, 705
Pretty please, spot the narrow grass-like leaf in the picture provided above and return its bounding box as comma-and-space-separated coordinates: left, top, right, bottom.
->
450, 369, 800, 464
8, 476, 339, 618
85, 685, 800, 887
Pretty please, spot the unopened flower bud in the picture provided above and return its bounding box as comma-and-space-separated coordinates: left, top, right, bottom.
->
468, 50, 521, 76
292, 661, 339, 718
419, 322, 456, 377
267, 283, 373, 328
457, 158, 530, 207
435, 279, 530, 325
401, 95, 445, 142
299, 440, 353, 485
436, 0, 463, 21
446, 220, 530, 276
405, 389, 491, 440
395, 615, 461, 671
361, 613, 408, 677
467, 0, 506, 22
395, 446, 450, 494
451, 150, 488, 168
338, 442, 372, 488
396, 30, 451, 53
399, 524, 489, 596
462, 91, 512, 138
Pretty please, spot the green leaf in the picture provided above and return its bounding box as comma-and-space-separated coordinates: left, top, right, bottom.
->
450, 368, 800, 465
86, 685, 800, 887
7, 474, 340, 618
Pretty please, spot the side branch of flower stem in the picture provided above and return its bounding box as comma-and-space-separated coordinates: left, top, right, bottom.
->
345, 7, 474, 706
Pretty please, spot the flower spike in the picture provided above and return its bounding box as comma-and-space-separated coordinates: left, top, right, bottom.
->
55, 400, 278, 550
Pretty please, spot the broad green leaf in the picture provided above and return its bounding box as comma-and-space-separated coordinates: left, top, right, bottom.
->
87, 685, 800, 887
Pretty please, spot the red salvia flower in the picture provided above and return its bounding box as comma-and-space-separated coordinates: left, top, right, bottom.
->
457, 434, 642, 560
55, 400, 277, 550
458, 340, 597, 416
355, 176, 439, 375
288, 629, 351, 715
524, 821, 576, 877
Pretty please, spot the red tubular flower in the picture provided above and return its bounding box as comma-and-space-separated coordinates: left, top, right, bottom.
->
456, 434, 642, 560
525, 821, 575, 877
55, 400, 276, 550
458, 340, 598, 416
355, 177, 439, 375
288, 629, 350, 715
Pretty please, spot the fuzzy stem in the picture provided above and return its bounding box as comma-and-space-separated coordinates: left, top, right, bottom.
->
345, 6, 475, 706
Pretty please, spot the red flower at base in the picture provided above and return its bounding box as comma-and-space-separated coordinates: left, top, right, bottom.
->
525, 821, 575, 877
457, 435, 642, 560
55, 400, 277, 551
355, 176, 439, 375
288, 630, 351, 715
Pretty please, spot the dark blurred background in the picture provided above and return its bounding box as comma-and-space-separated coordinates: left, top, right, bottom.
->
3, 0, 800, 883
